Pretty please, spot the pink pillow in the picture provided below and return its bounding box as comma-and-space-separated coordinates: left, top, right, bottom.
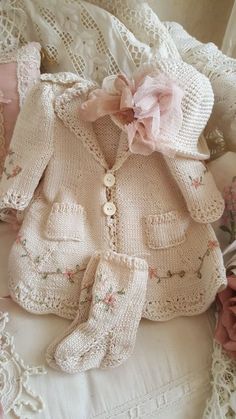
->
0, 42, 41, 174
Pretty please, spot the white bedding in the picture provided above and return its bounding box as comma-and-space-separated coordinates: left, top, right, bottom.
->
0, 221, 214, 419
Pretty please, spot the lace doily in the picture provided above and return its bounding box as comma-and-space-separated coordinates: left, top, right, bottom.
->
0, 311, 47, 418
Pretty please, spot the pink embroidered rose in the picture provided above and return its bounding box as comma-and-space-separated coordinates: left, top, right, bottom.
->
215, 275, 236, 359
78, 68, 184, 156
12, 165, 22, 177
148, 267, 158, 279
65, 269, 76, 283
103, 292, 116, 309
15, 234, 22, 244
207, 240, 219, 250
190, 177, 204, 189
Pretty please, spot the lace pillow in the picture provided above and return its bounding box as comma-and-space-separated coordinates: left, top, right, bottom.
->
0, 42, 41, 175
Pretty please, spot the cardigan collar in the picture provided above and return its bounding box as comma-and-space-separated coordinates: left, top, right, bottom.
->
54, 80, 131, 171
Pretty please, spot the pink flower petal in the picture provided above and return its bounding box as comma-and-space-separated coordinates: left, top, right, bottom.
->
215, 318, 229, 345
217, 287, 234, 305
223, 340, 236, 351
228, 275, 236, 291
78, 69, 184, 156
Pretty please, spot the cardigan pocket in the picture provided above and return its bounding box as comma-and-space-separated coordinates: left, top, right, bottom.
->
145, 210, 189, 249
45, 202, 85, 241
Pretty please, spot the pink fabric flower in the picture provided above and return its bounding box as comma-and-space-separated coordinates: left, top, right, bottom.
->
78, 68, 184, 156
215, 275, 236, 359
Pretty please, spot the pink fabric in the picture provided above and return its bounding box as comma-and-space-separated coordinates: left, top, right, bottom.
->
78, 69, 184, 156
0, 402, 4, 419
215, 274, 236, 359
0, 62, 20, 148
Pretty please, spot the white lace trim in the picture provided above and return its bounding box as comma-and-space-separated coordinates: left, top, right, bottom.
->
203, 339, 236, 418
16, 42, 41, 107
0, 311, 47, 418
0, 43, 41, 107
0, 190, 32, 211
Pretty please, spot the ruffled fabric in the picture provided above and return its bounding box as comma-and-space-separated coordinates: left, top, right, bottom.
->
78, 68, 184, 156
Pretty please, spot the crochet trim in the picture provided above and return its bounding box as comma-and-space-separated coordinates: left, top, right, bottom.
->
203, 339, 236, 418
0, 311, 46, 418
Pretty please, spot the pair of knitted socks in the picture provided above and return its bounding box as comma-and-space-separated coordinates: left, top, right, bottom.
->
46, 250, 148, 373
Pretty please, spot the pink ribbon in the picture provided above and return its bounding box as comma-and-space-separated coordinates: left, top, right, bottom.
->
78, 69, 184, 156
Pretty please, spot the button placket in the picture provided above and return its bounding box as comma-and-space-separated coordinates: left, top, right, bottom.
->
103, 172, 115, 187
103, 170, 118, 251
103, 201, 116, 216
103, 171, 116, 216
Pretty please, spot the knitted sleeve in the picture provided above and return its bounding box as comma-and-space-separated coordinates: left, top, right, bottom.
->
164, 156, 224, 223
0, 80, 54, 213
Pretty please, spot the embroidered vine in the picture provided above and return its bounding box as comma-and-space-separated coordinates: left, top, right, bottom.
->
79, 284, 93, 306
95, 286, 126, 311
148, 239, 219, 283
220, 176, 236, 244
15, 235, 82, 282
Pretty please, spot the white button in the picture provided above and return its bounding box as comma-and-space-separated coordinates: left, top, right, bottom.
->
103, 173, 115, 187
103, 202, 116, 216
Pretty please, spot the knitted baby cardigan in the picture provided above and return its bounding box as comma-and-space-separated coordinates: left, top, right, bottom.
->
0, 62, 226, 320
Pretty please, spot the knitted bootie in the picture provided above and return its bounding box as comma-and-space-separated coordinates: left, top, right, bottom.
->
54, 250, 148, 373
46, 252, 100, 369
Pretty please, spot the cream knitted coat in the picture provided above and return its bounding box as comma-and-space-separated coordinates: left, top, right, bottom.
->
0, 58, 226, 320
